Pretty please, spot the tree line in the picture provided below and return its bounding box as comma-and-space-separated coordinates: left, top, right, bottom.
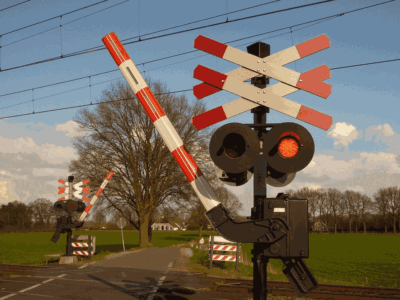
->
284, 186, 400, 234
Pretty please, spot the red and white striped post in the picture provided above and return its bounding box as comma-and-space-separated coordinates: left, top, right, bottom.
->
101, 32, 221, 212
78, 172, 114, 222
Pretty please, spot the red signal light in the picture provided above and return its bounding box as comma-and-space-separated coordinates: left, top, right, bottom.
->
278, 138, 299, 158
278, 132, 300, 158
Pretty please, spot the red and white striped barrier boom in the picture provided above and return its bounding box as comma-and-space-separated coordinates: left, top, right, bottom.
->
78, 172, 114, 222
102, 32, 221, 212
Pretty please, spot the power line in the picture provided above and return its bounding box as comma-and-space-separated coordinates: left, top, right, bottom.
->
2, 0, 129, 48
0, 0, 336, 73
0, 0, 111, 36
0, 0, 393, 100
331, 58, 400, 70
120, 0, 283, 43
0, 57, 398, 119
0, 0, 31, 13
0, 89, 192, 120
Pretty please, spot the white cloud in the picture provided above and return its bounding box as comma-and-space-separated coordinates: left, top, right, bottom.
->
0, 136, 77, 164
56, 120, 88, 138
327, 122, 361, 147
364, 124, 400, 152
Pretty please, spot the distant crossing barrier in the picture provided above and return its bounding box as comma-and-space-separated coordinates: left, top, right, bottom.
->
208, 235, 242, 271
71, 235, 96, 259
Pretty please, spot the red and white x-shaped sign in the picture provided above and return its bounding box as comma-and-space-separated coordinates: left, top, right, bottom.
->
58, 178, 90, 201
192, 34, 332, 131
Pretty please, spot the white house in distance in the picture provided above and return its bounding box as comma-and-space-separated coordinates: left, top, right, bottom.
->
151, 223, 176, 231
151, 221, 187, 231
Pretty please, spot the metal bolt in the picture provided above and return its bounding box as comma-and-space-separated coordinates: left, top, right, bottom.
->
257, 91, 260, 94
263, 91, 266, 94
263, 69, 266, 72
257, 100, 260, 103
299, 79, 302, 82
222, 80, 225, 83
257, 69, 260, 72
257, 60, 260, 63
263, 60, 266, 63
263, 100, 266, 103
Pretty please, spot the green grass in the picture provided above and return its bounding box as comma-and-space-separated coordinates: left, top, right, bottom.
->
1, 230, 399, 288
186, 233, 400, 288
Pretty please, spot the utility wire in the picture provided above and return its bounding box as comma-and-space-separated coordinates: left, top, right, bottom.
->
1, 0, 111, 36
0, 0, 31, 13
0, 0, 393, 100
0, 57, 398, 119
2, 0, 129, 48
0, 0, 336, 73
0, 90, 192, 120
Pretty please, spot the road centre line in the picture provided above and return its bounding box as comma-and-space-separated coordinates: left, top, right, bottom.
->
0, 273, 67, 299
79, 264, 89, 269
146, 261, 172, 300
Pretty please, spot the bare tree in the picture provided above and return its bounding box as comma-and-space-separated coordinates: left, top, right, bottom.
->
373, 188, 390, 234
326, 188, 342, 234
69, 79, 213, 247
385, 186, 400, 234
359, 194, 374, 234
29, 198, 54, 231
344, 191, 358, 233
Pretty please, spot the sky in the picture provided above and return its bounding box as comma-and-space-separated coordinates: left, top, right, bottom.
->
0, 0, 398, 218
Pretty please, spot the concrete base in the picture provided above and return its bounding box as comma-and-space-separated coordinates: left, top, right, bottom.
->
59, 256, 77, 265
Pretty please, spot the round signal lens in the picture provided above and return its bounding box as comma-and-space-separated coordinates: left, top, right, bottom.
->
68, 202, 77, 210
278, 138, 299, 158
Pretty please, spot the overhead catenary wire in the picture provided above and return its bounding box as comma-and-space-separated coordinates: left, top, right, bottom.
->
0, 0, 394, 101
0, 57, 398, 119
0, 0, 336, 73
0, 0, 31, 13
1, 0, 129, 48
0, 0, 111, 37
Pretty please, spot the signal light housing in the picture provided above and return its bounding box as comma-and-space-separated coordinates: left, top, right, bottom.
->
263, 122, 314, 174
209, 123, 260, 174
54, 200, 86, 214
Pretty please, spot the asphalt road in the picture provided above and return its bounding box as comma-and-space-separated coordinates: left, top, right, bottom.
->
0, 247, 250, 300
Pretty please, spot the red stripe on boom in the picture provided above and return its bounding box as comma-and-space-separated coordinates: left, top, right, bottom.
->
102, 32, 131, 66
82, 179, 90, 184
193, 66, 227, 89
193, 82, 221, 100
172, 145, 203, 182
95, 188, 103, 197
296, 34, 330, 58
106, 172, 113, 181
192, 106, 227, 130
84, 204, 92, 213
297, 105, 332, 130
135, 87, 166, 122
194, 35, 228, 58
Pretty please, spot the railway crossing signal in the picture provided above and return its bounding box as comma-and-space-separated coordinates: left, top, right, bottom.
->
101, 32, 330, 300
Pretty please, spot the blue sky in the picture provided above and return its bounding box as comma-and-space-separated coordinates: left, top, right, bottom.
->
0, 0, 398, 217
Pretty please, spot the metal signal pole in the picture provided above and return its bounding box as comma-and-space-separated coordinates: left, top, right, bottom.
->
247, 42, 270, 300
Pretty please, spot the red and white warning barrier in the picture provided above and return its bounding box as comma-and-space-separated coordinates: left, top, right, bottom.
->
71, 235, 96, 258
78, 172, 113, 222
209, 254, 242, 262
208, 235, 242, 270
102, 32, 220, 212
210, 244, 238, 251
